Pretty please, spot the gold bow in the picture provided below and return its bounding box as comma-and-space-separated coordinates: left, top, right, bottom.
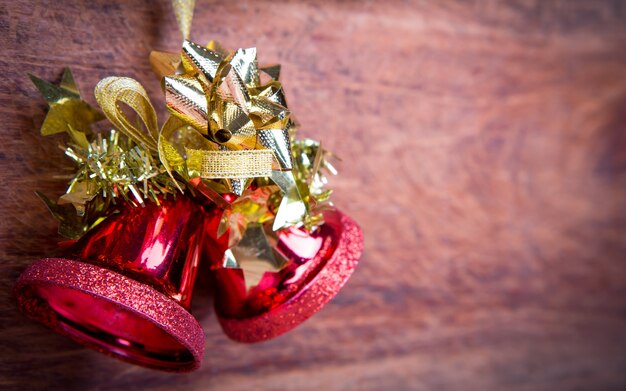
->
157, 39, 307, 229
96, 0, 307, 230
163, 42, 293, 176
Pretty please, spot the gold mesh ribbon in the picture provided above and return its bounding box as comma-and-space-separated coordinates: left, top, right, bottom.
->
95, 77, 158, 151
187, 148, 273, 179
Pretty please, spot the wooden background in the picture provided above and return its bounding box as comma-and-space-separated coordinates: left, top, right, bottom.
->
1, 0, 626, 390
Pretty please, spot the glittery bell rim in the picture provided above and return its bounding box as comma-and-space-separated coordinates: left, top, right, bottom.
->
216, 210, 363, 342
14, 258, 204, 372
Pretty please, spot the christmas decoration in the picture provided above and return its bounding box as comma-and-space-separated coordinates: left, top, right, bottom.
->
14, 0, 363, 371
15, 197, 212, 371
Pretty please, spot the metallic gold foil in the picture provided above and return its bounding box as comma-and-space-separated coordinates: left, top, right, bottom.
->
29, 68, 104, 136
291, 139, 338, 230
256, 128, 292, 170
228, 47, 260, 88
150, 50, 182, 79
228, 224, 287, 290
181, 40, 223, 83
162, 39, 306, 224
271, 170, 306, 230
163, 75, 209, 133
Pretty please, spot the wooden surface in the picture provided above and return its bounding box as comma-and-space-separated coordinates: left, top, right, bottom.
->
1, 0, 626, 390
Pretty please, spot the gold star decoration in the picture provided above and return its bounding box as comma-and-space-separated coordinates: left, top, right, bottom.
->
29, 67, 104, 136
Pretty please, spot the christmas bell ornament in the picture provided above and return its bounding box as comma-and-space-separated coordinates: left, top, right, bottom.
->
16, 0, 364, 372
152, 23, 365, 341
14, 196, 216, 371
212, 209, 362, 342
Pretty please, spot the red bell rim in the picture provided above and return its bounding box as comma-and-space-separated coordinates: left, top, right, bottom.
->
14, 257, 204, 372
216, 210, 363, 342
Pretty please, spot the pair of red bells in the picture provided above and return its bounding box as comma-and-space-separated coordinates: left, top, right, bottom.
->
14, 194, 362, 372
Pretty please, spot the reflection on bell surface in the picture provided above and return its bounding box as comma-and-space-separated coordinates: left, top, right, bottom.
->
14, 196, 219, 372
211, 208, 363, 342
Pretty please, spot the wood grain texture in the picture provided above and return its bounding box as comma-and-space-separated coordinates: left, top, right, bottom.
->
1, 0, 626, 390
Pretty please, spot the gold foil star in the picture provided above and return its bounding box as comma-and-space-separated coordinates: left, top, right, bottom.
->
225, 224, 289, 290
29, 68, 104, 136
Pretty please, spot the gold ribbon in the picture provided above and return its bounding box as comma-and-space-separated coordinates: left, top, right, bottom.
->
171, 0, 195, 41
94, 77, 159, 151
94, 75, 275, 189
95, 77, 189, 191
187, 148, 273, 179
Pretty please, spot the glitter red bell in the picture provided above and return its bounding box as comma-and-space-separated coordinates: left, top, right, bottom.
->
13, 196, 217, 372
211, 209, 363, 342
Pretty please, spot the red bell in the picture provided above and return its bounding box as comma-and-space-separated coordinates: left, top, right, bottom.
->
212, 209, 363, 342
14, 196, 217, 372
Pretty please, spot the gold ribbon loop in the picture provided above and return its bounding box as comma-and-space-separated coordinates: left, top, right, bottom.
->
95, 77, 159, 151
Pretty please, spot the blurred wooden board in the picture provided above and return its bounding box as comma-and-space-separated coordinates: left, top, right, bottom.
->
1, 0, 626, 390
